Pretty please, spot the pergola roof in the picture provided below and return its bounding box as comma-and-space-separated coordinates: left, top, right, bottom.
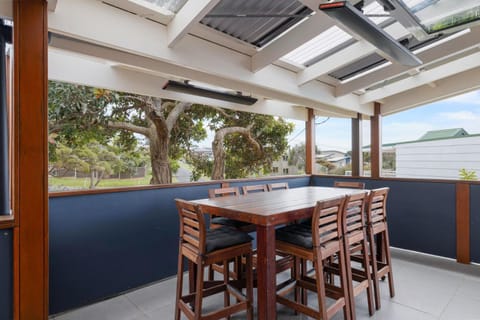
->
4, 0, 480, 121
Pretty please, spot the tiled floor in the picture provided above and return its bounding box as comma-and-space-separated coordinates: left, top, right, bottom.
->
50, 249, 480, 320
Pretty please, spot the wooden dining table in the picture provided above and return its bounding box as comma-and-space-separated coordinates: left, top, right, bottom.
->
192, 186, 365, 319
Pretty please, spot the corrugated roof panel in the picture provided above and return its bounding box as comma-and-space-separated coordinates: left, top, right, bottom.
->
200, 0, 312, 47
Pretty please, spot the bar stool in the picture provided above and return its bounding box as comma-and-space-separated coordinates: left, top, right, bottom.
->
324, 192, 374, 319
175, 199, 254, 320
267, 182, 289, 191
241, 184, 268, 194
365, 187, 395, 310
275, 196, 352, 320
208, 187, 255, 232
334, 181, 366, 189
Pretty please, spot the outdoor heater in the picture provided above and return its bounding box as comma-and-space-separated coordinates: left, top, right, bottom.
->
319, 1, 422, 66
162, 80, 258, 106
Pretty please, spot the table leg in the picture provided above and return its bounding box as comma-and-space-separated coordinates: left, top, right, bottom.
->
256, 225, 277, 320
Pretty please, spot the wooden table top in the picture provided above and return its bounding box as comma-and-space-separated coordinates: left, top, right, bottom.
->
192, 186, 366, 226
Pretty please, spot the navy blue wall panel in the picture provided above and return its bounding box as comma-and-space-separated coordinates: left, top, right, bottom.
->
471, 185, 480, 263
49, 177, 309, 314
311, 177, 457, 259
0, 229, 13, 320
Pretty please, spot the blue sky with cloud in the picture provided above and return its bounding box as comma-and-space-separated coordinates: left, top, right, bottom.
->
288, 90, 480, 152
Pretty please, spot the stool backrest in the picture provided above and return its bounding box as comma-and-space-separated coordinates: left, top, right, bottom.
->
267, 182, 289, 191
175, 199, 206, 255
366, 187, 389, 226
342, 192, 368, 235
311, 196, 347, 250
208, 186, 240, 198
242, 184, 268, 194
334, 181, 365, 189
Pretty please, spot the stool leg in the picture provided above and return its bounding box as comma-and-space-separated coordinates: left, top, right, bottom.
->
313, 255, 329, 320
383, 230, 395, 298
369, 229, 381, 310
223, 259, 231, 319
361, 236, 375, 316
337, 245, 352, 320
245, 253, 254, 320
194, 262, 204, 320
175, 249, 184, 320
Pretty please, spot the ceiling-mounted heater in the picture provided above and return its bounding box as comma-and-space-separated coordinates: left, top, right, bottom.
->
319, 1, 422, 66
163, 80, 258, 106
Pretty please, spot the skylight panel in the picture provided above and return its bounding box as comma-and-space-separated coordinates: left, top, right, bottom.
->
280, 0, 391, 66
134, 0, 188, 13
282, 26, 352, 66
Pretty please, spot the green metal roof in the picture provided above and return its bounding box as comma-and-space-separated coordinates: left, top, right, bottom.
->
418, 128, 469, 141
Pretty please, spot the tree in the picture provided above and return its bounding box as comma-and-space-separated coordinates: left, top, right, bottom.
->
204, 110, 294, 180
288, 143, 306, 171
49, 81, 207, 184
51, 141, 121, 189
49, 81, 294, 184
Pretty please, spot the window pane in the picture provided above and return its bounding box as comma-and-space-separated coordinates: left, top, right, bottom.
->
382, 90, 480, 180
315, 117, 352, 176
48, 81, 302, 191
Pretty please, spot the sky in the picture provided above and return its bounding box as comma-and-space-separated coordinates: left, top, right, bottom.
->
287, 90, 480, 152
197, 90, 480, 152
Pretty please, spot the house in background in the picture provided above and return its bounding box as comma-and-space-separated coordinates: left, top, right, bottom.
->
396, 128, 480, 180
315, 150, 351, 174
271, 154, 299, 176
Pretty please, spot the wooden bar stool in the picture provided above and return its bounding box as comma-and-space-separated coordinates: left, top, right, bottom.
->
324, 192, 374, 319
241, 184, 268, 194
267, 182, 289, 191
365, 187, 395, 310
334, 181, 365, 189
208, 187, 255, 232
175, 199, 254, 320
275, 196, 352, 320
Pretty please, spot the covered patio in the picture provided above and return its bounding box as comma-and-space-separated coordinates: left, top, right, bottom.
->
1, 0, 480, 319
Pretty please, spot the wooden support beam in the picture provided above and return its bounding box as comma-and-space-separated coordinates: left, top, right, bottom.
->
456, 183, 470, 264
305, 108, 315, 175
370, 103, 382, 179
351, 113, 363, 177
13, 1, 49, 319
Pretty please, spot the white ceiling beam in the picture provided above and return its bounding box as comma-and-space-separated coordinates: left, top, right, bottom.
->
297, 22, 409, 86
50, 35, 360, 119
360, 50, 480, 104
48, 0, 372, 115
381, 67, 480, 115
336, 27, 480, 96
167, 0, 220, 48
251, 12, 334, 72
0, 0, 12, 19
49, 48, 310, 120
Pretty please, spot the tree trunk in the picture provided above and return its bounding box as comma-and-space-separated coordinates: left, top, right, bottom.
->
89, 170, 95, 189
149, 127, 171, 184
211, 126, 261, 180
212, 136, 226, 180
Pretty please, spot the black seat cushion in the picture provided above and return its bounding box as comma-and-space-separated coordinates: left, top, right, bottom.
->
206, 227, 253, 253
276, 223, 313, 249
211, 217, 253, 229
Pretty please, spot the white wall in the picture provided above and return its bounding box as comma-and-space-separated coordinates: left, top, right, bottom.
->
396, 135, 480, 180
